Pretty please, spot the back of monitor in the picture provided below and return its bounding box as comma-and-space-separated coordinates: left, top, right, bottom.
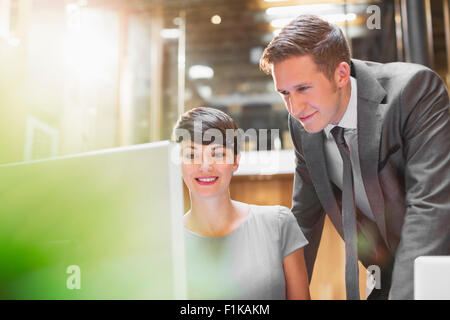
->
0, 141, 185, 299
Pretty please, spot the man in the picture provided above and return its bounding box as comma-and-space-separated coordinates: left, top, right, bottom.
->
260, 15, 450, 299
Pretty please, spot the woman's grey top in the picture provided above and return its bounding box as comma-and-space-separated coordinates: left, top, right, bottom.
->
184, 204, 308, 300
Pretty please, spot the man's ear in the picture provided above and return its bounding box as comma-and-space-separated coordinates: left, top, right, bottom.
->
334, 61, 351, 89
232, 153, 241, 172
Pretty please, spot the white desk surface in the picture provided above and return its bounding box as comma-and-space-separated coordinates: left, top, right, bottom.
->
234, 149, 295, 176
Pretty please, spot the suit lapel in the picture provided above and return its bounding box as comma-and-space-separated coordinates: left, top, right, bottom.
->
301, 60, 391, 249
352, 59, 390, 250
301, 130, 344, 236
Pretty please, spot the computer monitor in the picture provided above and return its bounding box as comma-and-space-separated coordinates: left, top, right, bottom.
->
0, 141, 186, 299
414, 256, 450, 300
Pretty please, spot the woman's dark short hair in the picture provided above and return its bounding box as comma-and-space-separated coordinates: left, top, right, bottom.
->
260, 14, 351, 80
172, 107, 242, 156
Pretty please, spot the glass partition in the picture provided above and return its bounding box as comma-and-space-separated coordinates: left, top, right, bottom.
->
0, 0, 432, 163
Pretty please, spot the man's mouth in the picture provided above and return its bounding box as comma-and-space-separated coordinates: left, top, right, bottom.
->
299, 112, 317, 122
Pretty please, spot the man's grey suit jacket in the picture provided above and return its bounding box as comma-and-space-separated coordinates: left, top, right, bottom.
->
288, 58, 450, 299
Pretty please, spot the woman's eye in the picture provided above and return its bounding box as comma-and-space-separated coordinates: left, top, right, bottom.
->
214, 153, 224, 158
184, 153, 196, 159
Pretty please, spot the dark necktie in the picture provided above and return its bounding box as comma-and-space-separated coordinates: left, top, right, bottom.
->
330, 126, 360, 300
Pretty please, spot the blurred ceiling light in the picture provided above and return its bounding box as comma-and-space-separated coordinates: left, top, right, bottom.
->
270, 18, 292, 28
160, 28, 180, 39
323, 13, 357, 23
189, 65, 214, 80
66, 3, 81, 30
197, 85, 212, 99
211, 15, 221, 24
271, 13, 356, 28
64, 8, 118, 82
266, 4, 338, 16
66, 3, 79, 14
7, 36, 20, 47
173, 17, 182, 26
249, 46, 264, 64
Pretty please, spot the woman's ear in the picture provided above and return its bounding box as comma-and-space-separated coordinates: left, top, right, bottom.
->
232, 153, 241, 172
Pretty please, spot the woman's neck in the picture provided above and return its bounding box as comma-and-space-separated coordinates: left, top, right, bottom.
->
185, 192, 248, 237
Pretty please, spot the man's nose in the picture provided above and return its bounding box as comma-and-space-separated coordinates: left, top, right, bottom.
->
288, 94, 306, 116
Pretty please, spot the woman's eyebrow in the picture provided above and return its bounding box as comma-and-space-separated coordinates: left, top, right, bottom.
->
182, 145, 224, 152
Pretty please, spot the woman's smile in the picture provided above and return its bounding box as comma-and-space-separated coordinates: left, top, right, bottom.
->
195, 176, 219, 185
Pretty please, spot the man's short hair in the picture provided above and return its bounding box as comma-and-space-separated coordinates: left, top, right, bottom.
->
260, 14, 351, 80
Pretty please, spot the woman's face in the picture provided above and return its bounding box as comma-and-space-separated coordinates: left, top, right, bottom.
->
181, 140, 240, 199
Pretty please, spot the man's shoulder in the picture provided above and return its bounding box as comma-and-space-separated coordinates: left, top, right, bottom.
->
352, 59, 446, 110
352, 59, 438, 85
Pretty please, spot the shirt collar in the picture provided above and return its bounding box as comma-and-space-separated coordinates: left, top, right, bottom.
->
324, 76, 357, 138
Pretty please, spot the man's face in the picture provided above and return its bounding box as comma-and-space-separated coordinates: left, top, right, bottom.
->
272, 55, 347, 133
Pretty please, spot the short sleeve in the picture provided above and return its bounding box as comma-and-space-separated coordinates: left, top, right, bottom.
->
278, 206, 308, 258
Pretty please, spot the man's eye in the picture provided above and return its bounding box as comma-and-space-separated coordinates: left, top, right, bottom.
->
297, 86, 309, 92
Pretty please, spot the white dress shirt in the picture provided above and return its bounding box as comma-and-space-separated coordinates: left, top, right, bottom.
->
323, 76, 376, 222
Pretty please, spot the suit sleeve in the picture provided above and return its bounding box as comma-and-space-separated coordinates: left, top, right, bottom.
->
388, 69, 450, 299
288, 115, 326, 282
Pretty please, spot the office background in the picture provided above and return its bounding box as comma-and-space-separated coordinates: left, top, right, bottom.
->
1, 0, 449, 299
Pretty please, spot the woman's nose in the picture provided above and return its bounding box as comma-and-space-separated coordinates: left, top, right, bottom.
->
200, 154, 214, 171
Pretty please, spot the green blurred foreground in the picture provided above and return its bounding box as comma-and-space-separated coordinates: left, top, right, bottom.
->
0, 143, 185, 299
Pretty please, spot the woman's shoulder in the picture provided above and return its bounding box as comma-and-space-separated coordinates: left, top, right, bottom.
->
249, 203, 292, 214
248, 204, 294, 225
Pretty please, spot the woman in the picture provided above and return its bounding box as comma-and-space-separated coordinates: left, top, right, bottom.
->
172, 107, 310, 300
